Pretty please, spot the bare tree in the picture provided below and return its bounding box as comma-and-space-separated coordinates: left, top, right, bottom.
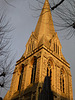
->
0, 14, 15, 91
3, 0, 75, 39
50, 0, 75, 39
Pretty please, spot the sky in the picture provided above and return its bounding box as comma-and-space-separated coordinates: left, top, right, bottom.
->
0, 0, 75, 99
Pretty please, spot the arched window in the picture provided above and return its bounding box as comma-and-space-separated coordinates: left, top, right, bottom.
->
60, 69, 65, 93
32, 41, 34, 51
18, 64, 24, 91
56, 43, 57, 53
54, 43, 59, 55
47, 60, 52, 85
58, 46, 59, 55
28, 45, 29, 52
50, 69, 52, 83
31, 56, 37, 83
54, 43, 55, 52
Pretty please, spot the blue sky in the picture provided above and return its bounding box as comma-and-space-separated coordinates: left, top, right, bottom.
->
0, 0, 75, 99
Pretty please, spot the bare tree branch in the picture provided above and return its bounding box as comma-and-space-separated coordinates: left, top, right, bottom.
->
3, 0, 15, 8
0, 13, 15, 90
51, 0, 65, 10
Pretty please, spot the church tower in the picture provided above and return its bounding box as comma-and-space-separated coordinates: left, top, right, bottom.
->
4, 0, 73, 100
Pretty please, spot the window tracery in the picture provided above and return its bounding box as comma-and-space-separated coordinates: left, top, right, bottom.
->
47, 60, 52, 85
60, 69, 65, 93
54, 42, 59, 55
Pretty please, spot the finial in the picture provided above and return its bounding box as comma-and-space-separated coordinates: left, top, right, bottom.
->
45, 0, 49, 4
45, 0, 49, 2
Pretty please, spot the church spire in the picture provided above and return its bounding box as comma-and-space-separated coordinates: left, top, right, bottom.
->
34, 0, 55, 41
45, 0, 49, 2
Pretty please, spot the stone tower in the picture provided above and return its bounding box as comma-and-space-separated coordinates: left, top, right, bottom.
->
4, 0, 73, 100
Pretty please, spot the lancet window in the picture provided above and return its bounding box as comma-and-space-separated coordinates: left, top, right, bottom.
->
54, 43, 55, 52
32, 41, 34, 51
54, 42, 59, 55
56, 44, 57, 53
58, 46, 59, 55
60, 69, 65, 93
18, 64, 24, 91
47, 60, 52, 85
31, 56, 37, 83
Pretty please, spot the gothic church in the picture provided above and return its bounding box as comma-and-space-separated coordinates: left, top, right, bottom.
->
4, 0, 73, 100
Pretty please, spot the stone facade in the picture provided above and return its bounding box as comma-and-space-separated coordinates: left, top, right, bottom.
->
4, 0, 73, 100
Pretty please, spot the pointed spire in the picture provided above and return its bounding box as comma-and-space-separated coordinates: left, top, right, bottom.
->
34, 0, 55, 41
45, 0, 49, 3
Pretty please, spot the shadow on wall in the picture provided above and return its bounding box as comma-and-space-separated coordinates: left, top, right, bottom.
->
38, 76, 70, 100
10, 76, 71, 100
38, 76, 53, 100
0, 97, 3, 100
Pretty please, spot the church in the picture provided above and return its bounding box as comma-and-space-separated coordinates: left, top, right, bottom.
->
4, 0, 73, 100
